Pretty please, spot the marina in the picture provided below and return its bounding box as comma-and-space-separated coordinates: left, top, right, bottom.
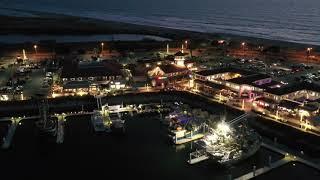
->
187, 119, 261, 166
1, 1, 320, 179
56, 114, 65, 144
0, 96, 319, 179
0, 112, 289, 179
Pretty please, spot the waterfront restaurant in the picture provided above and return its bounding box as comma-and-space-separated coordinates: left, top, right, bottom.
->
264, 82, 320, 102
277, 99, 302, 114
194, 68, 251, 82
194, 68, 274, 100
193, 79, 227, 97
224, 74, 271, 98
62, 81, 98, 96
61, 60, 123, 84
253, 97, 278, 110
60, 60, 124, 95
148, 51, 190, 86
148, 64, 189, 86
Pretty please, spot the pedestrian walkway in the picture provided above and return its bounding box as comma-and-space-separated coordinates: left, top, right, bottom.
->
1, 118, 20, 149
235, 141, 320, 180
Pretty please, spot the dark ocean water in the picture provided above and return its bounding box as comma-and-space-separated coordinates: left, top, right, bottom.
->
0, 0, 320, 45
0, 113, 286, 180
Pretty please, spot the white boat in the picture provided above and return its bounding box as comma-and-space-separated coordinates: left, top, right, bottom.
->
91, 110, 109, 132
197, 123, 261, 165
109, 112, 125, 133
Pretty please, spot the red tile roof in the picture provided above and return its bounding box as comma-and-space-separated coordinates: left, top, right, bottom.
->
159, 64, 188, 74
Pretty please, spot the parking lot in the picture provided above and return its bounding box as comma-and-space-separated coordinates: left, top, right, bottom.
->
0, 58, 50, 100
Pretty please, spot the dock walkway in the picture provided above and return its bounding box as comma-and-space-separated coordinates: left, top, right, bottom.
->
175, 134, 204, 145
56, 114, 65, 144
1, 119, 20, 149
187, 149, 209, 164
235, 156, 292, 180
235, 142, 320, 180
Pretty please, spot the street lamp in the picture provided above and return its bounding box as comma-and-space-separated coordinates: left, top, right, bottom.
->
241, 42, 246, 56
33, 45, 38, 54
185, 40, 188, 49
307, 47, 312, 57
101, 42, 104, 52
241, 42, 246, 49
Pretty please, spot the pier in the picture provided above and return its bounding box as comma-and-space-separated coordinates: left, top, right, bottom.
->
0, 112, 92, 147
175, 133, 205, 145
187, 149, 209, 164
56, 114, 65, 144
0, 111, 94, 122
235, 142, 320, 180
235, 155, 293, 180
1, 117, 22, 149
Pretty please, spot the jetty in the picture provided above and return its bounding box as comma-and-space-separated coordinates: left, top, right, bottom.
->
56, 114, 65, 144
1, 117, 22, 149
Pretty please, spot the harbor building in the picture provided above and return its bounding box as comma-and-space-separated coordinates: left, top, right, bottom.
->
57, 59, 125, 96
148, 51, 190, 86
192, 67, 320, 133
61, 60, 123, 83
193, 68, 281, 101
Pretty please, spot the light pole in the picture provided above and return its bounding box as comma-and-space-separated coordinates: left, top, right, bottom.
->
33, 45, 38, 54
241, 42, 245, 49
307, 47, 312, 58
241, 42, 246, 56
185, 40, 192, 57
101, 42, 104, 52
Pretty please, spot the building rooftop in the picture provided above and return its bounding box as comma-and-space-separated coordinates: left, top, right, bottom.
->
61, 60, 122, 78
266, 82, 320, 96
255, 97, 277, 104
63, 81, 90, 89
299, 104, 319, 112
227, 74, 270, 85
194, 79, 226, 90
195, 68, 254, 77
278, 99, 302, 110
185, 59, 195, 64
136, 58, 161, 64
254, 80, 282, 89
159, 64, 188, 74
175, 51, 188, 56
128, 64, 150, 77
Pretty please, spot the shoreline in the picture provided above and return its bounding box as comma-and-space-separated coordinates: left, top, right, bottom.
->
0, 11, 319, 50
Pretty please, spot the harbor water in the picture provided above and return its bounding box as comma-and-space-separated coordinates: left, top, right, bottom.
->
0, 112, 286, 180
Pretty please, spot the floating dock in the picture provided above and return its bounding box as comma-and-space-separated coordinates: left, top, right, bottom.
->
56, 114, 65, 144
234, 156, 292, 180
235, 142, 320, 180
187, 149, 209, 164
175, 133, 205, 145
